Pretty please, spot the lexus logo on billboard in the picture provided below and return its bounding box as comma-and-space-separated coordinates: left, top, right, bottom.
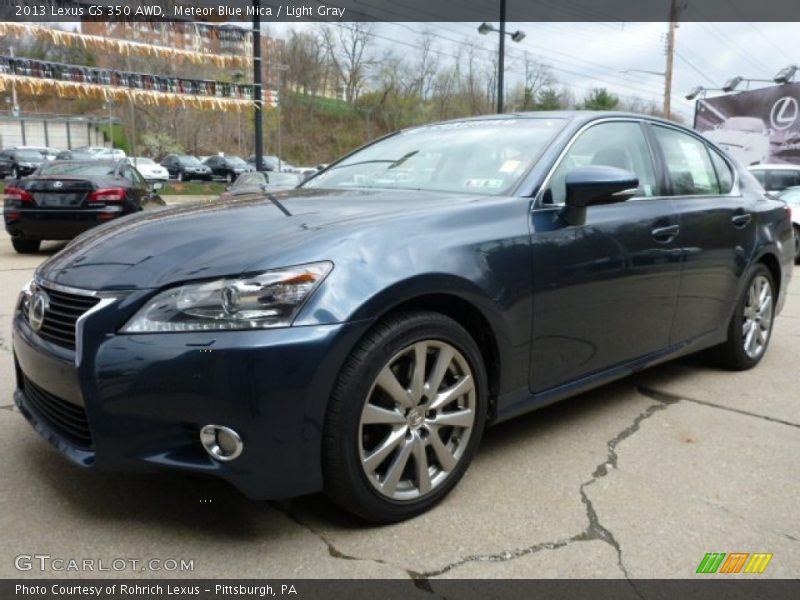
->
770, 97, 798, 130
695, 83, 800, 166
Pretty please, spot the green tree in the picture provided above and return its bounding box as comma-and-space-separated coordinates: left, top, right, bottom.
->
536, 87, 564, 110
580, 88, 619, 111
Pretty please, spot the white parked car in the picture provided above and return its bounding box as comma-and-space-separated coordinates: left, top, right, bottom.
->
127, 157, 169, 182
748, 164, 800, 193
704, 116, 771, 166
776, 186, 800, 263
94, 148, 127, 160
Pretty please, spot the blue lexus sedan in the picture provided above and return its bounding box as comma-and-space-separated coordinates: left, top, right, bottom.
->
10, 112, 795, 522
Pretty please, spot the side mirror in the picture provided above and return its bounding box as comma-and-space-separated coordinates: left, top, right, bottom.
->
151, 182, 163, 191
561, 166, 638, 226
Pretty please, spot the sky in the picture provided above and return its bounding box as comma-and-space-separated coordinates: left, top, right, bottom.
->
268, 21, 800, 122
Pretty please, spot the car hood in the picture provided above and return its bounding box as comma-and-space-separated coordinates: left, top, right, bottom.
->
36, 188, 479, 290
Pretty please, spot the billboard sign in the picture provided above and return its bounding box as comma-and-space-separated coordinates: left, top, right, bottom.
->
694, 83, 800, 166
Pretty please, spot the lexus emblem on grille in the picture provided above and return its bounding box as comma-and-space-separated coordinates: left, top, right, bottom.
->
29, 290, 49, 332
53, 181, 63, 188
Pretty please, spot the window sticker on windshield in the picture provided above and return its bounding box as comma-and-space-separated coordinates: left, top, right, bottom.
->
464, 178, 504, 189
499, 160, 522, 173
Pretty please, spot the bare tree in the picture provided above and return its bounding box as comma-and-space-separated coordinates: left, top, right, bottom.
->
284, 30, 330, 96
413, 30, 440, 99
510, 52, 556, 111
319, 23, 375, 103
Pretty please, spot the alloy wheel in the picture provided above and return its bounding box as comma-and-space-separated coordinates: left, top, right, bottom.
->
359, 340, 476, 501
742, 274, 773, 359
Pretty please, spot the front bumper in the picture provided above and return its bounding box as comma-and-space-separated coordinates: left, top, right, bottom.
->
12, 296, 372, 499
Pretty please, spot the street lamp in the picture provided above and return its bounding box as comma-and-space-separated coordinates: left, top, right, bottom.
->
232, 70, 244, 156
722, 75, 775, 92
477, 0, 526, 113
685, 86, 725, 100
774, 65, 798, 84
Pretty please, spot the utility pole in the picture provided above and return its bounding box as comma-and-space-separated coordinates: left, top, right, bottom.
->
663, 0, 680, 120
9, 46, 19, 117
252, 0, 264, 171
497, 0, 506, 113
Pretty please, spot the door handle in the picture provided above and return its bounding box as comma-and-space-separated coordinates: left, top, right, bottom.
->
731, 212, 752, 228
651, 224, 680, 242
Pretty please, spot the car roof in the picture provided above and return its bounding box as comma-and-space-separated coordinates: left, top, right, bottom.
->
42, 159, 121, 166
748, 163, 800, 170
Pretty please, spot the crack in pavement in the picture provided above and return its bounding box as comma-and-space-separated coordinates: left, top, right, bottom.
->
698, 496, 799, 543
271, 392, 681, 589
0, 333, 11, 355
637, 385, 800, 430
266, 380, 793, 586
269, 502, 437, 591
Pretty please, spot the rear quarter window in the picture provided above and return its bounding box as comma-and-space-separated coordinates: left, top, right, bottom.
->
708, 148, 735, 194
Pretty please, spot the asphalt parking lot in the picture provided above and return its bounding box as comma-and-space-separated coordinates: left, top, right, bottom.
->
0, 225, 798, 582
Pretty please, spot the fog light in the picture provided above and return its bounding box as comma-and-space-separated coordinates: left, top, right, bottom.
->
200, 424, 243, 461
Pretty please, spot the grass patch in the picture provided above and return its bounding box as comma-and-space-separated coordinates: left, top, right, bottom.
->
159, 181, 225, 195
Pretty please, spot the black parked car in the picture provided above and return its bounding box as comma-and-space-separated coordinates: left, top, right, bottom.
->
0, 148, 47, 179
160, 154, 212, 181
11, 113, 794, 523
55, 149, 97, 161
4, 160, 162, 254
203, 155, 254, 183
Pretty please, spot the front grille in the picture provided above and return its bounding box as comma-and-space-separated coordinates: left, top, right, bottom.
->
22, 375, 92, 448
25, 286, 100, 350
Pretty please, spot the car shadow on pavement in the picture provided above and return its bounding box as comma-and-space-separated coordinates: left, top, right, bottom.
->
22, 358, 709, 535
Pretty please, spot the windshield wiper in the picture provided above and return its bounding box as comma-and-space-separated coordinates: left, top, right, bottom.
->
325, 152, 420, 173
387, 151, 418, 170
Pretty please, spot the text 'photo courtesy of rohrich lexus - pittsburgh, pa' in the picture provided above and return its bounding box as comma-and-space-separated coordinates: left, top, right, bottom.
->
9, 112, 794, 523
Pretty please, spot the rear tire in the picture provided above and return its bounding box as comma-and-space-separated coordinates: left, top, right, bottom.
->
712, 264, 775, 370
323, 311, 488, 523
12, 238, 41, 254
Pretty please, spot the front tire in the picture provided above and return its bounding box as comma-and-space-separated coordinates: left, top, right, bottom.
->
12, 238, 41, 254
712, 264, 776, 370
323, 312, 488, 523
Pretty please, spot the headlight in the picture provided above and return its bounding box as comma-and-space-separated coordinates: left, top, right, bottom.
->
121, 262, 332, 333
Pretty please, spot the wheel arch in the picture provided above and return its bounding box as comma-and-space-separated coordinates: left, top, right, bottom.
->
756, 250, 782, 298
373, 293, 502, 417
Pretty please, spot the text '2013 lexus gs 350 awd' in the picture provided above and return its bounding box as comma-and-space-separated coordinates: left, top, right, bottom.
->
11, 113, 794, 522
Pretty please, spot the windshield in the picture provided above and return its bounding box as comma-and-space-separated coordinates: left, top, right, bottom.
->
779, 187, 800, 203
725, 117, 765, 134
16, 151, 44, 161
226, 156, 248, 167
179, 156, 202, 166
39, 162, 118, 177
303, 118, 565, 195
